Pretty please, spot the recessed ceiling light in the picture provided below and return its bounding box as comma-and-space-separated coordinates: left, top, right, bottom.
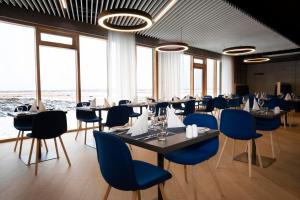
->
223, 46, 256, 56
98, 9, 152, 32
155, 42, 189, 52
243, 57, 270, 63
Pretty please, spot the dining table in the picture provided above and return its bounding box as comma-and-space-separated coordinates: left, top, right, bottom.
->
7, 110, 68, 165
234, 109, 287, 168
105, 127, 219, 200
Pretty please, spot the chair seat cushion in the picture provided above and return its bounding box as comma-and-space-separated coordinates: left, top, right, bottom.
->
130, 112, 141, 118
164, 137, 219, 165
80, 117, 100, 123
255, 118, 281, 131
133, 160, 172, 189
14, 125, 32, 131
26, 132, 33, 138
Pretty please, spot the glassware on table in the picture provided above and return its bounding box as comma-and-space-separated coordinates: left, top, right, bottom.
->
82, 102, 88, 107
258, 99, 264, 110
17, 107, 23, 112
242, 96, 248, 104
157, 121, 167, 141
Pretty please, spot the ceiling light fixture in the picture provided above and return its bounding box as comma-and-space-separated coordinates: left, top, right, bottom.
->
61, 0, 67, 9
98, 9, 152, 32
155, 42, 189, 52
223, 46, 256, 56
153, 0, 177, 22
243, 57, 270, 63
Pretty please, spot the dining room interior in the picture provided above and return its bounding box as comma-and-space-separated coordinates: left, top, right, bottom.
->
0, 0, 300, 200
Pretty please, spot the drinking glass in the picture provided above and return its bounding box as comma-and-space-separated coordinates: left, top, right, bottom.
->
242, 96, 248, 104
258, 99, 264, 109
17, 107, 23, 112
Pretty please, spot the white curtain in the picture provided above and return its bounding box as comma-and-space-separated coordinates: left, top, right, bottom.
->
107, 31, 136, 103
158, 52, 183, 100
221, 55, 234, 94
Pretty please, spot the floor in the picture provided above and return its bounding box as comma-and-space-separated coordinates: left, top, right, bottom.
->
0, 114, 300, 200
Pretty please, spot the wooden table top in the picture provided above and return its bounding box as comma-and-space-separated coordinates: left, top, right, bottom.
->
110, 127, 219, 154
7, 110, 67, 118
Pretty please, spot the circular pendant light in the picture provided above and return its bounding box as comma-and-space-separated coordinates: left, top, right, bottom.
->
244, 57, 270, 63
155, 42, 189, 52
98, 9, 152, 32
223, 46, 256, 56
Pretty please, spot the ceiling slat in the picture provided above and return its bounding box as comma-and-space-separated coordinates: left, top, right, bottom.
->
53, 0, 61, 17
85, 0, 88, 23
90, 0, 93, 24
57, 0, 66, 18
36, 0, 46, 13
80, 0, 83, 21
14, 0, 23, 7
69, 0, 75, 20
8, 0, 16, 6
75, 0, 79, 21
41, 0, 51, 14
30, 0, 40, 12
47, 0, 56, 15
24, 0, 34, 10
19, 0, 29, 9
93, 0, 99, 24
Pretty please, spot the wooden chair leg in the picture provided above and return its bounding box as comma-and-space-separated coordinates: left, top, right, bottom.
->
132, 191, 138, 200
43, 139, 48, 153
18, 131, 24, 158
167, 161, 171, 170
14, 130, 21, 152
27, 138, 35, 165
256, 142, 263, 168
205, 161, 224, 198
103, 185, 111, 200
137, 190, 141, 200
191, 166, 198, 200
75, 122, 81, 140
159, 184, 167, 200
54, 138, 60, 159
270, 131, 275, 158
216, 137, 228, 168
184, 165, 188, 183
58, 136, 71, 166
247, 140, 252, 178
84, 122, 87, 145
232, 139, 236, 160
35, 139, 40, 176
244, 142, 248, 152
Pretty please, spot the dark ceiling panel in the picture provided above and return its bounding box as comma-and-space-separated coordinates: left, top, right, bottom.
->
225, 0, 300, 46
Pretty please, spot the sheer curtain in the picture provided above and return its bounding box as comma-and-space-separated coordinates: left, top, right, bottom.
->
158, 52, 183, 100
107, 31, 136, 103
221, 55, 234, 94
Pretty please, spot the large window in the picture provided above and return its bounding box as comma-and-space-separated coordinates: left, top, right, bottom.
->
194, 68, 204, 96
217, 60, 221, 96
39, 46, 77, 130
136, 46, 153, 100
206, 58, 215, 96
80, 35, 107, 105
0, 21, 36, 139
180, 54, 191, 97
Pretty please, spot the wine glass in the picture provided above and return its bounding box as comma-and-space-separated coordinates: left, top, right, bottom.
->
258, 99, 264, 110
17, 106, 23, 112
82, 102, 87, 107
242, 96, 248, 104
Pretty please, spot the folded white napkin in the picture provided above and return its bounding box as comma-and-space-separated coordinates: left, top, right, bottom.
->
274, 106, 280, 114
29, 100, 38, 112
104, 98, 110, 107
38, 101, 46, 112
128, 110, 149, 136
195, 95, 200, 100
243, 99, 250, 112
252, 98, 260, 111
285, 93, 292, 101
90, 98, 96, 107
167, 107, 185, 128
132, 97, 138, 104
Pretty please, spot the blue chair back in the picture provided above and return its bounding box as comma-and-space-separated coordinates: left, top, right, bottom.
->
105, 106, 130, 128
93, 131, 138, 191
13, 105, 33, 131
214, 97, 228, 109
155, 102, 169, 117
31, 111, 67, 139
228, 97, 241, 108
119, 100, 131, 105
183, 113, 218, 129
183, 100, 195, 115
220, 109, 256, 140
76, 102, 97, 121
265, 97, 280, 109
204, 98, 215, 112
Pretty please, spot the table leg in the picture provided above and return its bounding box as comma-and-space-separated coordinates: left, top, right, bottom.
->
251, 139, 257, 165
140, 106, 143, 115
157, 153, 164, 200
98, 110, 102, 131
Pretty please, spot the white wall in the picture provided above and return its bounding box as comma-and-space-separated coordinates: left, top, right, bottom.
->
221, 55, 234, 94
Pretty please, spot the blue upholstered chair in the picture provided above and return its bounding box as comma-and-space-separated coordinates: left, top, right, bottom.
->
155, 102, 169, 117
214, 97, 228, 119
27, 111, 71, 175
164, 114, 223, 198
13, 105, 33, 157
75, 102, 100, 144
256, 117, 281, 159
216, 109, 263, 177
171, 97, 184, 111
93, 131, 172, 200
102, 106, 130, 129
176, 100, 195, 117
199, 95, 212, 107
197, 98, 215, 115
228, 97, 241, 108
119, 100, 141, 122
